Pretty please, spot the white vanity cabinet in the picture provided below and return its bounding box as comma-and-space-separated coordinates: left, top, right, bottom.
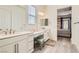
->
17, 34, 33, 53
0, 32, 34, 53
26, 35, 34, 53
18, 39, 27, 53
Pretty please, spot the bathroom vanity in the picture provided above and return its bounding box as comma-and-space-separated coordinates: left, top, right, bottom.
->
0, 32, 33, 53
0, 29, 49, 53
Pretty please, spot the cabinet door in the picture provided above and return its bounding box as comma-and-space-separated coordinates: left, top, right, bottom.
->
27, 35, 34, 53
18, 35, 33, 53
0, 43, 16, 53
18, 39, 27, 53
27, 40, 34, 53
44, 31, 49, 42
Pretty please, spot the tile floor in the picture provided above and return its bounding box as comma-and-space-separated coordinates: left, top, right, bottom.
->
34, 37, 79, 53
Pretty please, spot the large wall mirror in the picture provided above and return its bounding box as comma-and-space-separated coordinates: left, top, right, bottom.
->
11, 6, 26, 32
40, 18, 48, 26
0, 6, 27, 33
0, 6, 11, 31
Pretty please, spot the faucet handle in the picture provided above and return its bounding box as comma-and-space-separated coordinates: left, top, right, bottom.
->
9, 29, 12, 34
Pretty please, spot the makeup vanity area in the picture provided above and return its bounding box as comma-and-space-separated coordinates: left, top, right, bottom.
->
33, 29, 49, 50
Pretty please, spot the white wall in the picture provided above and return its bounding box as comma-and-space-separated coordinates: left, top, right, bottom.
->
47, 6, 57, 41
72, 6, 79, 50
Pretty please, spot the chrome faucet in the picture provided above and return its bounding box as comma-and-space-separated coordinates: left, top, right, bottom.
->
2, 29, 8, 35
3, 31, 7, 35
9, 29, 15, 34
0, 29, 15, 35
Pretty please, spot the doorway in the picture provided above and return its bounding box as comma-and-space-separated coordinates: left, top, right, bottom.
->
57, 7, 72, 42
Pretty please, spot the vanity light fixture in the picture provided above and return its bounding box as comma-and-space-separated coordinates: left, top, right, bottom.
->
38, 12, 45, 16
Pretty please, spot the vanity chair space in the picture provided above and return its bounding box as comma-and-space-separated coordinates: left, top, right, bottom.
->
34, 29, 50, 51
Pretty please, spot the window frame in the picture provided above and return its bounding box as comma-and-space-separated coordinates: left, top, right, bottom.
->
28, 5, 36, 25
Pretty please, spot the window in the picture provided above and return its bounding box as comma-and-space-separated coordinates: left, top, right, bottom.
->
28, 6, 36, 24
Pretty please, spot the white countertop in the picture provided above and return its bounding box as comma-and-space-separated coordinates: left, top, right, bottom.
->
33, 31, 44, 35
0, 31, 32, 39
0, 29, 49, 40
33, 29, 48, 35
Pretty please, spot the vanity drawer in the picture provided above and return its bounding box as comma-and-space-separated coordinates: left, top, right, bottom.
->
17, 34, 33, 41
0, 37, 16, 47
0, 34, 31, 47
14, 34, 28, 42
27, 35, 33, 42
